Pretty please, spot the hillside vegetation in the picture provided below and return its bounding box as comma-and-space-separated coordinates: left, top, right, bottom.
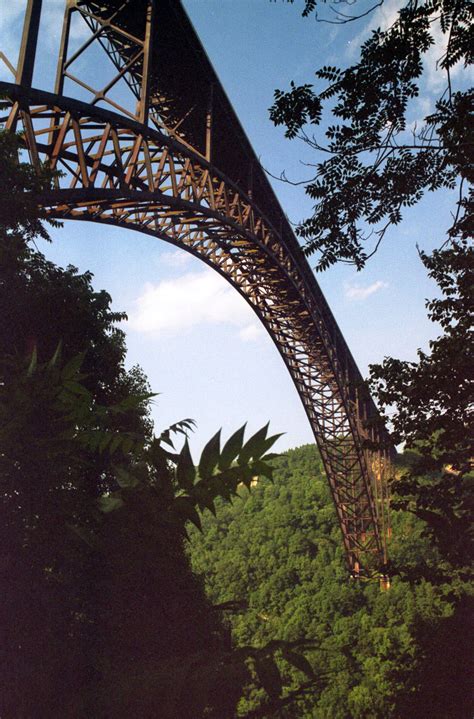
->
190, 444, 473, 718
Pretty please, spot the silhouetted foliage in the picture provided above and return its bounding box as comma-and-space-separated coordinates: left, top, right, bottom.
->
270, 0, 472, 270
370, 238, 474, 571
275, 0, 376, 23
270, 5, 473, 698
0, 342, 282, 716
0, 129, 57, 244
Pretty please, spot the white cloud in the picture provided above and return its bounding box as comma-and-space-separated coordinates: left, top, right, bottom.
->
129, 269, 263, 341
345, 280, 388, 301
239, 324, 264, 342
423, 19, 472, 94
159, 249, 193, 270
41, 1, 90, 45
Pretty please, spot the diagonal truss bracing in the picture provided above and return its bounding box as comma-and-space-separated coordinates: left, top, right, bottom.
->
0, 0, 394, 577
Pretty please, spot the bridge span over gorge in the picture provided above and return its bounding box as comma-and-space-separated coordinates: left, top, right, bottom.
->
1, 0, 394, 578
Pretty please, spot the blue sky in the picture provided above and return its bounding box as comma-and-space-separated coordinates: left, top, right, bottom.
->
1, 0, 467, 454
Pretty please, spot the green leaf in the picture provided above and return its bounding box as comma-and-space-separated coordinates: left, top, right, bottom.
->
97, 495, 124, 513
219, 424, 246, 470
250, 460, 274, 481
238, 466, 255, 490
282, 649, 315, 679
115, 466, 139, 489
238, 423, 270, 465
176, 440, 196, 490
191, 482, 217, 515
159, 429, 174, 449
149, 436, 178, 468
254, 655, 282, 698
116, 392, 156, 412
258, 433, 284, 459
63, 380, 91, 398
260, 452, 280, 462
47, 341, 62, 369
158, 418, 195, 447
26, 346, 37, 376
198, 429, 221, 477
61, 352, 85, 380
172, 497, 202, 532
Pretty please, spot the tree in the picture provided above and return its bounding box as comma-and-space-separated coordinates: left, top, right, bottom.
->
370, 238, 473, 572
270, 0, 472, 270
269, 0, 473, 572
0, 340, 282, 716
0, 129, 55, 247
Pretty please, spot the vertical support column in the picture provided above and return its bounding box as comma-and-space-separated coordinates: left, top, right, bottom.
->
50, 1, 73, 157
248, 160, 254, 199
379, 446, 391, 591
205, 84, 214, 162
248, 161, 255, 231
54, 1, 73, 96
383, 447, 392, 544
138, 0, 156, 125
16, 0, 43, 87
9, 0, 42, 149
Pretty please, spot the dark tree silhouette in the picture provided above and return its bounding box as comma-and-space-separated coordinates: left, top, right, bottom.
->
270, 0, 472, 270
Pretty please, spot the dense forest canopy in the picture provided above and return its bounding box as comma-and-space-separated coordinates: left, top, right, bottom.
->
190, 444, 474, 718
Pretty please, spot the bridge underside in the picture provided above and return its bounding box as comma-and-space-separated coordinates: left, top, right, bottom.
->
0, 0, 393, 577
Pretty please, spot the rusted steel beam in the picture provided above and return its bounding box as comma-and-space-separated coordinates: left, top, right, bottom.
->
0, 52, 16, 78
205, 84, 214, 163
15, 0, 42, 88
138, 0, 155, 124
54, 2, 71, 96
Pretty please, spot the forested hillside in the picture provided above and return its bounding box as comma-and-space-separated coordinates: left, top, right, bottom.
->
190, 444, 473, 718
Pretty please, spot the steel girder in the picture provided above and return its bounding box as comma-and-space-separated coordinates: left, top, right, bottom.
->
0, 0, 393, 577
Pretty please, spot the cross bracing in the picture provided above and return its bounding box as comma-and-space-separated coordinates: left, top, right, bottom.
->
0, 0, 394, 577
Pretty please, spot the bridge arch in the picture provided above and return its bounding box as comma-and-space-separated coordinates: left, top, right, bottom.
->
0, 0, 392, 576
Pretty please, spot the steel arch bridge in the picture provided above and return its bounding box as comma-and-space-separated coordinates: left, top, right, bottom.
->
0, 0, 393, 578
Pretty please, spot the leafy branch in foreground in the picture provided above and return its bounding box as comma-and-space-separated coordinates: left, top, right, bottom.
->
278, 0, 384, 24
0, 342, 293, 717
270, 0, 472, 269
93, 418, 283, 539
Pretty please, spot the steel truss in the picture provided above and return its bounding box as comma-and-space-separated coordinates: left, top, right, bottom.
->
0, 0, 393, 577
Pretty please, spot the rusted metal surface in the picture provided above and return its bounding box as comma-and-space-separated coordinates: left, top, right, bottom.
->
15, 0, 42, 87
1, 0, 394, 577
